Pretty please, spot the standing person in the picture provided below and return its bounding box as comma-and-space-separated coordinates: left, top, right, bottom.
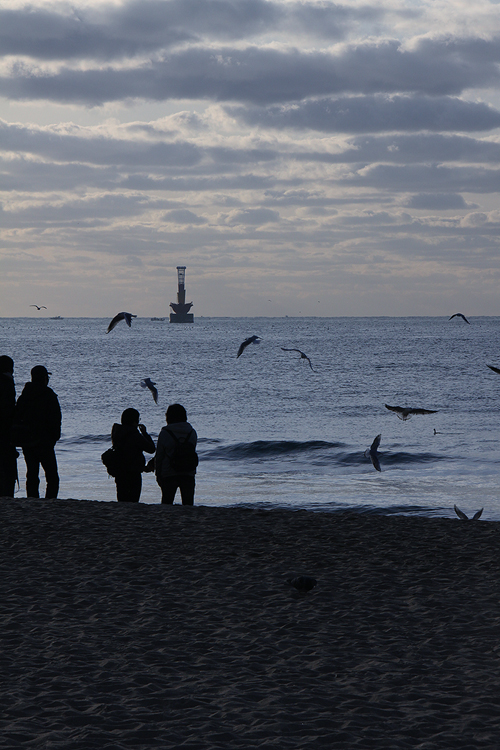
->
0, 355, 17, 497
155, 403, 198, 505
111, 408, 155, 503
14, 365, 61, 499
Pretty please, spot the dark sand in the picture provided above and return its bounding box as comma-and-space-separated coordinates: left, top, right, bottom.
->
1, 498, 500, 749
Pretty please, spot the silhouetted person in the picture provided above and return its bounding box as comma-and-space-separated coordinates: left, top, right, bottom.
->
14, 365, 61, 499
155, 403, 198, 505
111, 408, 155, 503
0, 355, 18, 497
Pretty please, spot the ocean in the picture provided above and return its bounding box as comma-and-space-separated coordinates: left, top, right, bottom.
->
2, 316, 500, 519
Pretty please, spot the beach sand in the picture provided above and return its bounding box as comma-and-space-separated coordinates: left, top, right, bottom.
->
1, 498, 500, 749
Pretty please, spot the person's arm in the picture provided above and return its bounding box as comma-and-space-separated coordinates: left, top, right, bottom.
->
138, 424, 155, 454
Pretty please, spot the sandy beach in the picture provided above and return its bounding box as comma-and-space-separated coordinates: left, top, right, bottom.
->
1, 498, 500, 749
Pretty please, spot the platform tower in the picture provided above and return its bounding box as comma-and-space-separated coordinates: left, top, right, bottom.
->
169, 266, 194, 323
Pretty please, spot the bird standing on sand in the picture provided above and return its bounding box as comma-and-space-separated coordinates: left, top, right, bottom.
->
385, 404, 438, 421
454, 505, 483, 521
288, 576, 317, 593
237, 335, 261, 358
281, 348, 316, 371
107, 312, 137, 333
30, 305, 47, 310
365, 434, 382, 472
141, 378, 158, 404
449, 313, 470, 324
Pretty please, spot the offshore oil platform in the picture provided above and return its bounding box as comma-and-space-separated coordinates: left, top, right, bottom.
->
169, 266, 194, 323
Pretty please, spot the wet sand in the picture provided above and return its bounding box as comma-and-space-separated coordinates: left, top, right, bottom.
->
1, 498, 500, 749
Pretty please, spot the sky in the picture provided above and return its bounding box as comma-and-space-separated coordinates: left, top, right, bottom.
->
2, 0, 500, 317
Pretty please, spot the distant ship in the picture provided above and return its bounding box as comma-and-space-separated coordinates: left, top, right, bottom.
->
150, 317, 165, 321
50, 316, 63, 319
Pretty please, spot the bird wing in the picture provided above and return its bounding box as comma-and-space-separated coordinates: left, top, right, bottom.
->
454, 504, 469, 520
371, 434, 381, 451
369, 434, 381, 472
385, 404, 403, 413
409, 408, 439, 415
487, 364, 500, 375
473, 508, 483, 520
123, 313, 137, 327
151, 385, 158, 404
237, 340, 248, 357
107, 312, 124, 333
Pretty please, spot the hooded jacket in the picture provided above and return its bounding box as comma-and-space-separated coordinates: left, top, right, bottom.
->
111, 423, 155, 474
155, 421, 197, 479
13, 382, 61, 447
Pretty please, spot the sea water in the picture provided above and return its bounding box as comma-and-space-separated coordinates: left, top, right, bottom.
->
2, 316, 500, 519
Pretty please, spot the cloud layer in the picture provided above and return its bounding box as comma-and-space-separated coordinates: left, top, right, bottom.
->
2, 0, 500, 316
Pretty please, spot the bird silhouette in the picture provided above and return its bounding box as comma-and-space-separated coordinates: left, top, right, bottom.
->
107, 312, 137, 333
237, 335, 261, 358
141, 378, 158, 404
287, 576, 317, 593
281, 348, 315, 371
449, 313, 470, 324
487, 364, 500, 375
454, 505, 483, 521
30, 305, 47, 310
365, 434, 381, 472
385, 404, 438, 421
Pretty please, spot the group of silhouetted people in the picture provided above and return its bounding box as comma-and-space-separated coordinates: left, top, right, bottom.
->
0, 356, 61, 499
110, 403, 198, 504
0, 354, 198, 504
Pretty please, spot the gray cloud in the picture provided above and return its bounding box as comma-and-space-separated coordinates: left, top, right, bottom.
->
349, 164, 500, 194
162, 208, 207, 224
0, 1, 384, 62
229, 95, 500, 133
2, 37, 499, 106
406, 193, 469, 210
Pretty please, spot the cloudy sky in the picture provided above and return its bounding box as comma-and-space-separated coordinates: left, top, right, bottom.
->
2, 0, 500, 317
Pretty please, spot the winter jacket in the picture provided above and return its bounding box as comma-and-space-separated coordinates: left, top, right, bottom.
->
111, 423, 155, 474
155, 421, 198, 479
13, 382, 61, 447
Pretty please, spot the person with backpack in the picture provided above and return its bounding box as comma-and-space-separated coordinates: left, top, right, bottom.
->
111, 408, 155, 503
13, 365, 61, 499
155, 403, 198, 505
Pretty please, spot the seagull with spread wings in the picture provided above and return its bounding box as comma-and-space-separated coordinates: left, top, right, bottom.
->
385, 404, 439, 421
107, 312, 137, 333
30, 304, 47, 310
454, 505, 483, 521
237, 335, 261, 358
449, 313, 470, 324
281, 347, 316, 371
365, 434, 382, 472
141, 378, 158, 404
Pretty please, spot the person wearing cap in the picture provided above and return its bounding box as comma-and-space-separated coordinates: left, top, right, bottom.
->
0, 355, 18, 497
13, 365, 62, 499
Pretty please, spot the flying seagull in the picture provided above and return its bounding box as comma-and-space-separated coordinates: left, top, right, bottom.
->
287, 576, 317, 593
30, 305, 47, 310
454, 505, 483, 521
365, 434, 382, 472
449, 313, 470, 324
107, 312, 137, 333
385, 404, 439, 421
487, 364, 500, 375
281, 347, 315, 371
237, 335, 261, 358
141, 378, 158, 404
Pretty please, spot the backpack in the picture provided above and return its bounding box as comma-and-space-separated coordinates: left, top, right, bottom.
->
101, 447, 122, 478
166, 429, 199, 473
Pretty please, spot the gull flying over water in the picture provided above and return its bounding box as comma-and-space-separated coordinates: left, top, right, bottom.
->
237, 335, 261, 358
107, 312, 137, 333
385, 404, 439, 421
141, 378, 158, 404
365, 434, 382, 472
454, 505, 483, 521
287, 576, 317, 593
30, 304, 47, 310
449, 313, 470, 324
281, 348, 315, 371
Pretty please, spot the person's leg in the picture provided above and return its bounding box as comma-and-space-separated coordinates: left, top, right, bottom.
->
178, 476, 195, 506
0, 447, 17, 497
39, 445, 59, 499
115, 472, 142, 502
23, 446, 40, 498
160, 476, 179, 504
